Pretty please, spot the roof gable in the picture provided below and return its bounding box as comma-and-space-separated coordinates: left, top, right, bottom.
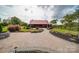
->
30, 20, 49, 24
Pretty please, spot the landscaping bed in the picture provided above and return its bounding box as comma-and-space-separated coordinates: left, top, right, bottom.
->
8, 25, 30, 32
2, 25, 44, 33
30, 28, 44, 33
50, 28, 79, 43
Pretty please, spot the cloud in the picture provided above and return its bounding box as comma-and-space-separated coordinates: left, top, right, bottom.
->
53, 5, 76, 19
37, 5, 54, 21
0, 5, 79, 23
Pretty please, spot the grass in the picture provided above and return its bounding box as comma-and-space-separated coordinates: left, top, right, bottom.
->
2, 26, 8, 32
19, 26, 30, 32
20, 28, 29, 32
51, 28, 78, 36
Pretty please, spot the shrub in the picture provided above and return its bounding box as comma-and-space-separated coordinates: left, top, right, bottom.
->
8, 25, 21, 32
26, 26, 30, 29
0, 23, 2, 32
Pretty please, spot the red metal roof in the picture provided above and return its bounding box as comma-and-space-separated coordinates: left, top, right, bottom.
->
30, 20, 49, 24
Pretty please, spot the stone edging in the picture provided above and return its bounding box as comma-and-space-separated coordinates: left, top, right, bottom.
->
0, 32, 10, 39
49, 31, 79, 43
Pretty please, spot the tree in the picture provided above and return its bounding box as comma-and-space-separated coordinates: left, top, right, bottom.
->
0, 18, 2, 32
50, 19, 58, 25
63, 14, 76, 30
2, 19, 9, 26
73, 10, 79, 39
50, 19, 58, 28
0, 23, 2, 32
20, 22, 29, 29
20, 22, 27, 26
0, 18, 1, 22
60, 19, 65, 24
60, 19, 66, 29
10, 16, 21, 25
73, 10, 79, 31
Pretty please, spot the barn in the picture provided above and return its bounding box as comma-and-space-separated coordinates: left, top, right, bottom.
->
29, 20, 50, 28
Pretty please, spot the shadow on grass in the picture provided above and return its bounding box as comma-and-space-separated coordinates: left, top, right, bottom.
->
50, 32, 79, 44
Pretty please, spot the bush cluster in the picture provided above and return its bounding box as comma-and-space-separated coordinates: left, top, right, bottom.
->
8, 25, 21, 32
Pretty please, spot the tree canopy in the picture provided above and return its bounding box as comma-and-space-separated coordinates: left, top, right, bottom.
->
50, 19, 58, 25
10, 16, 21, 25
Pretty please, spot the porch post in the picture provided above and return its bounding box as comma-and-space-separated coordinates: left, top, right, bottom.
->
47, 24, 48, 29
30, 24, 31, 28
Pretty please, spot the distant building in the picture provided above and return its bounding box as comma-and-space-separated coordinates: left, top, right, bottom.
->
29, 20, 51, 28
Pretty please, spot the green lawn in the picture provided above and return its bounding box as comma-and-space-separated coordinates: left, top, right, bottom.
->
20, 28, 29, 32
19, 26, 30, 32
51, 28, 78, 36
2, 26, 8, 32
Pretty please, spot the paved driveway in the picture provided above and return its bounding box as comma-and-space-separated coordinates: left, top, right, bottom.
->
0, 28, 78, 53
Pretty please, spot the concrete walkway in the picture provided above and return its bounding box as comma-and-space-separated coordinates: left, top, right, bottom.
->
0, 28, 78, 53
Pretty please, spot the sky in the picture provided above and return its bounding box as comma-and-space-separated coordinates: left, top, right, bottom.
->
0, 5, 79, 24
